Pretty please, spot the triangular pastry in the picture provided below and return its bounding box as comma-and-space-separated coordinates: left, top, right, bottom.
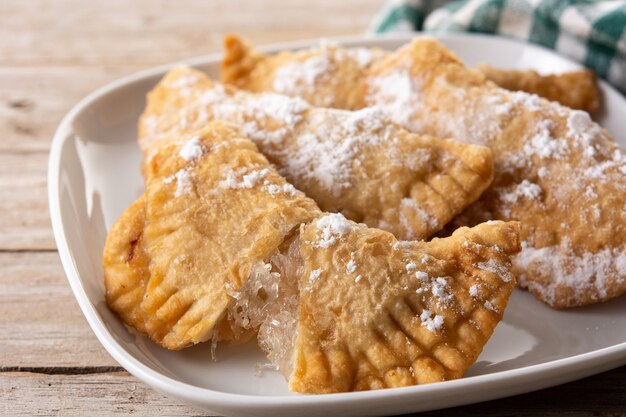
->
475, 64, 599, 113
221, 34, 386, 110
238, 215, 520, 393
222, 36, 626, 308
104, 121, 321, 349
103, 195, 150, 334
139, 66, 494, 241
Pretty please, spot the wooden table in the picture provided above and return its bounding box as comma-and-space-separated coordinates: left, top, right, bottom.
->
1, 1, 624, 415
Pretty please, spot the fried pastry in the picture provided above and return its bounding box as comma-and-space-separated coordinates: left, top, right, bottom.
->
104, 121, 321, 349
476, 64, 600, 113
103, 195, 150, 333
234, 215, 520, 393
222, 34, 385, 109
363, 39, 626, 308
139, 66, 494, 241
222, 35, 599, 113
223, 36, 626, 308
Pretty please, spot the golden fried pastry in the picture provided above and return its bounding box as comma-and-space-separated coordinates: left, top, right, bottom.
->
103, 195, 150, 333
476, 64, 600, 113
223, 36, 626, 308
222, 34, 386, 109
364, 39, 626, 308
222, 35, 599, 113
103, 195, 251, 346
241, 215, 520, 393
105, 121, 321, 349
139, 66, 494, 241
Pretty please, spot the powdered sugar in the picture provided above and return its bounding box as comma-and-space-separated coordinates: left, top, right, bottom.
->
522, 120, 568, 160
415, 271, 429, 282
399, 198, 439, 238
219, 166, 278, 192
179, 136, 204, 161
309, 268, 323, 284
476, 259, 513, 282
273, 55, 331, 98
271, 42, 381, 106
499, 180, 542, 205
347, 258, 357, 273
367, 71, 420, 129
419, 309, 444, 332
469, 284, 479, 297
314, 213, 353, 248
515, 241, 626, 306
278, 106, 392, 196
163, 168, 193, 197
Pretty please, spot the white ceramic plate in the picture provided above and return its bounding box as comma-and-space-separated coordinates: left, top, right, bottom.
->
49, 33, 626, 416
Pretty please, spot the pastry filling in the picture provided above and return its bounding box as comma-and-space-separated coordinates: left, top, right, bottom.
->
226, 236, 302, 378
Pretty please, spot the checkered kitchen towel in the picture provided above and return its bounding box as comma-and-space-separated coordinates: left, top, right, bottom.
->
370, 0, 626, 94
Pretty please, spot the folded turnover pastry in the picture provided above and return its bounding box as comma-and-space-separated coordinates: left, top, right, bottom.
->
139, 66, 493, 241
475, 64, 599, 114
222, 36, 626, 308
230, 215, 520, 393
106, 117, 521, 393
104, 121, 321, 349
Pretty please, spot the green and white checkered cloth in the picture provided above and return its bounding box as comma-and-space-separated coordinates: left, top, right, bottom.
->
370, 0, 626, 93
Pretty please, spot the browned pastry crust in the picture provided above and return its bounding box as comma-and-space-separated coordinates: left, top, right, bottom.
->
222, 35, 626, 308
104, 121, 321, 349
251, 217, 520, 393
476, 64, 600, 113
139, 66, 494, 241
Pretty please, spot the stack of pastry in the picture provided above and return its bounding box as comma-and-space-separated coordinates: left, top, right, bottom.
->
103, 35, 625, 394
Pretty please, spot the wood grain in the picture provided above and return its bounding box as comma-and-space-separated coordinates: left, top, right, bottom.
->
0, 0, 381, 67
0, 152, 54, 250
0, 252, 118, 367
1, 368, 625, 416
0, 372, 206, 417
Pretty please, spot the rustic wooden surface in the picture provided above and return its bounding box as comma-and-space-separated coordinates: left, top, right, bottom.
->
1, 1, 624, 415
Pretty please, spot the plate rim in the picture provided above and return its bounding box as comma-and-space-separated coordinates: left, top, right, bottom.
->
48, 32, 626, 413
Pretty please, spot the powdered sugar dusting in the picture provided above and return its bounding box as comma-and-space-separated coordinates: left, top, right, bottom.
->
163, 168, 193, 197
278, 106, 392, 196
515, 241, 626, 305
314, 213, 353, 248
419, 309, 444, 332
367, 71, 421, 129
499, 180, 542, 205
273, 55, 331, 98
476, 259, 513, 282
399, 198, 439, 238
522, 120, 568, 160
309, 268, 323, 284
179, 136, 204, 161
469, 284, 479, 297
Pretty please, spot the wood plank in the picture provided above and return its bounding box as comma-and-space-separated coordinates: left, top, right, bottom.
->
0, 0, 380, 67
0, 151, 55, 250
0, 372, 210, 416
1, 367, 625, 416
0, 67, 138, 152
0, 252, 118, 367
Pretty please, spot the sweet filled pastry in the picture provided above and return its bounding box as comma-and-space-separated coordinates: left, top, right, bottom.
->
140, 66, 494, 241
365, 39, 626, 308
222, 35, 599, 113
103, 195, 150, 334
102, 35, 530, 394
223, 36, 626, 308
222, 34, 385, 110
231, 215, 520, 392
104, 121, 321, 349
476, 64, 600, 113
